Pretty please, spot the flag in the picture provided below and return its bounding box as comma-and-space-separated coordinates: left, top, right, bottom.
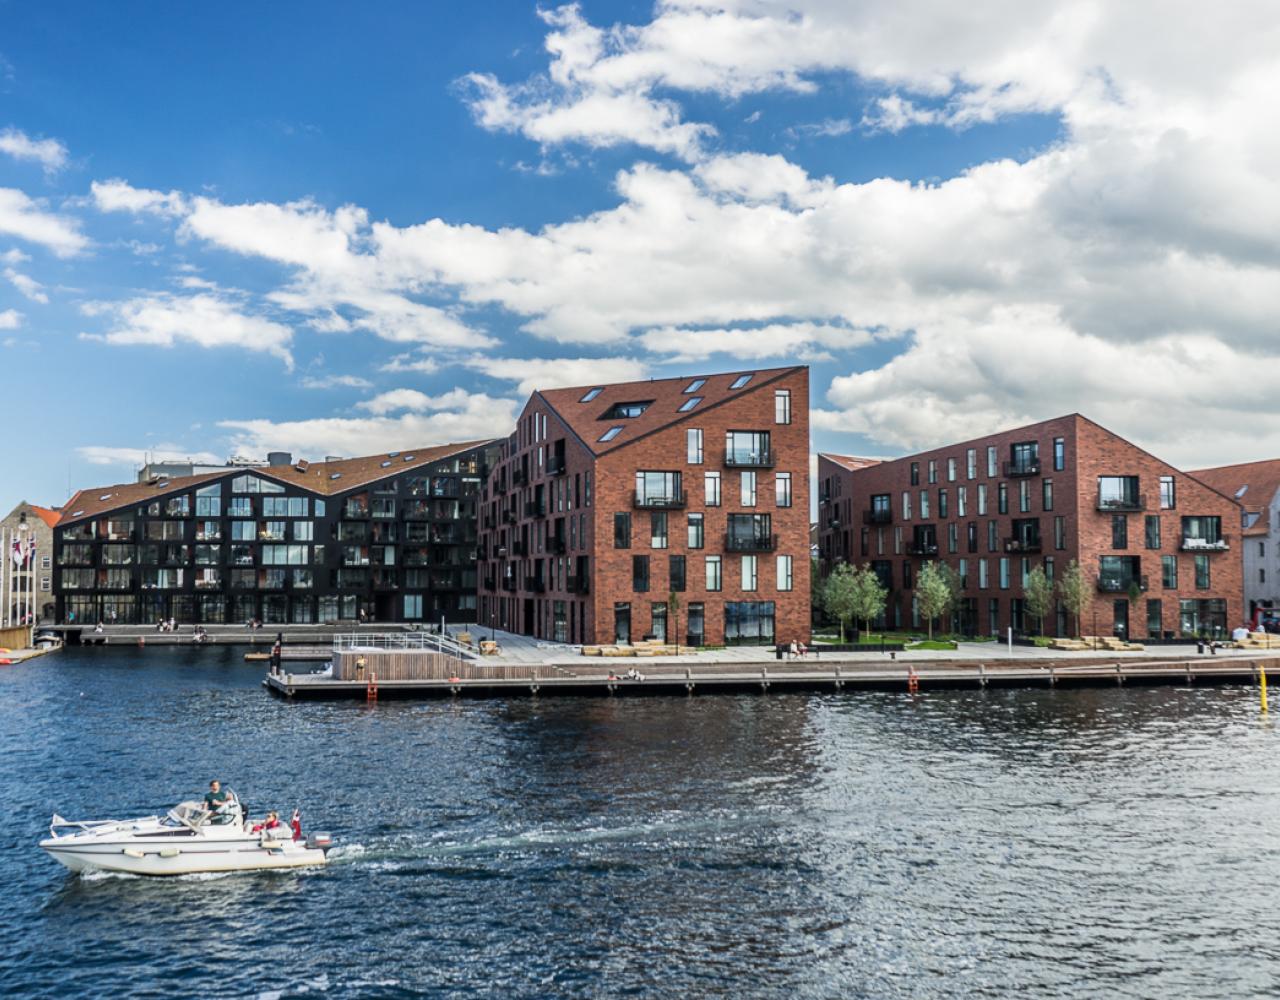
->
291, 808, 302, 842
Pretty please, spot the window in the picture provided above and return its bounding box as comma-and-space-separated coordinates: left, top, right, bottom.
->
1042, 479, 1053, 512
1160, 476, 1176, 510
633, 555, 650, 592
1145, 516, 1161, 549
706, 555, 722, 591
947, 457, 957, 482
775, 472, 792, 507
688, 513, 704, 549
978, 558, 988, 589
580, 387, 603, 402
902, 491, 912, 520
1053, 437, 1065, 471
1146, 599, 1162, 639
988, 520, 998, 553
910, 462, 919, 486
725, 430, 772, 465
683, 378, 706, 394
1054, 516, 1065, 550
967, 448, 977, 479
1019, 480, 1030, 513
919, 490, 930, 519
775, 390, 791, 424
957, 487, 967, 517
650, 511, 668, 549
998, 483, 1008, 514
687, 602, 705, 644
678, 396, 703, 412
742, 555, 758, 591
687, 428, 703, 464
1194, 555, 1210, 590
977, 483, 987, 515
1112, 516, 1128, 549
705, 472, 721, 506
614, 512, 631, 548
948, 523, 958, 554
999, 558, 1010, 590
670, 555, 686, 592
1162, 555, 1178, 589
1181, 516, 1224, 548
903, 561, 913, 589
928, 460, 937, 484
938, 489, 949, 519
968, 521, 978, 553
195, 494, 221, 517
599, 426, 623, 442
730, 373, 752, 389
776, 555, 793, 592
741, 471, 757, 506
228, 497, 251, 517
635, 471, 682, 506
987, 446, 997, 477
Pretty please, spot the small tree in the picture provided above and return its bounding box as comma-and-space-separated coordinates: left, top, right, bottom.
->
915, 562, 955, 641
849, 564, 889, 641
1058, 559, 1089, 638
821, 562, 859, 642
1024, 565, 1056, 636
668, 590, 681, 655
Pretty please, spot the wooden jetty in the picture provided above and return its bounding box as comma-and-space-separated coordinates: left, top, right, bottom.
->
264, 654, 1280, 700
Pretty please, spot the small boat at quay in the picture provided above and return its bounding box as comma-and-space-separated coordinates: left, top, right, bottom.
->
39, 791, 333, 876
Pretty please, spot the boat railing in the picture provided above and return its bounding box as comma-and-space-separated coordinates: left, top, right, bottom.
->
332, 631, 477, 659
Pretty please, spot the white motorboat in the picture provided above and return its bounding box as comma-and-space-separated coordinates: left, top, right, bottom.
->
39, 791, 333, 876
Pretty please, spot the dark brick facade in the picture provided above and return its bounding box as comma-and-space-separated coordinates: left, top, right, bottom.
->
818, 414, 1243, 639
479, 367, 811, 646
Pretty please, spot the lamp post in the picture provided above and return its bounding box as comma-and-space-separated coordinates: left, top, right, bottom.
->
16, 512, 29, 632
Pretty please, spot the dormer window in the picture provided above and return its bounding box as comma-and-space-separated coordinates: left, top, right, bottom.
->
683, 378, 706, 393
678, 396, 702, 412
580, 387, 603, 402
599, 426, 623, 442
729, 374, 753, 389
602, 400, 651, 419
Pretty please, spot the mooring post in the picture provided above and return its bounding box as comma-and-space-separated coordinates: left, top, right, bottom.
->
834, 663, 843, 689
978, 663, 988, 688
1186, 663, 1194, 685
1115, 663, 1124, 686
760, 667, 770, 692
685, 666, 694, 694
1049, 665, 1056, 687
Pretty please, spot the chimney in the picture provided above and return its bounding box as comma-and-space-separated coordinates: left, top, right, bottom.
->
267, 451, 293, 467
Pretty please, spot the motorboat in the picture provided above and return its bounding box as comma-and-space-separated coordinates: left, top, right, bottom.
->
39, 790, 333, 876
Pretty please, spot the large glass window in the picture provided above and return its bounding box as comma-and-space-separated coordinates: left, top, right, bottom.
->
687, 428, 703, 464
724, 601, 775, 645
774, 390, 791, 425
776, 554, 793, 591
614, 513, 631, 548
1098, 476, 1142, 511
725, 431, 771, 465
727, 513, 773, 550
706, 556, 722, 592
775, 472, 792, 508
635, 471, 683, 506
633, 555, 650, 593
687, 513, 704, 549
232, 474, 284, 494
1181, 516, 1224, 549
741, 471, 757, 506
705, 472, 721, 506
650, 511, 668, 549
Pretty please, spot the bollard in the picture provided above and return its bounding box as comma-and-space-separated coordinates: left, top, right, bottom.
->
760, 667, 770, 692
978, 663, 988, 688
1186, 663, 1194, 685
834, 664, 843, 690
1115, 663, 1124, 686
1049, 665, 1056, 687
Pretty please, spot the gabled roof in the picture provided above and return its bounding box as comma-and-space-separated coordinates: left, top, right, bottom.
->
58, 440, 495, 525
535, 366, 803, 456
1188, 459, 1280, 517
29, 506, 62, 529
819, 453, 884, 472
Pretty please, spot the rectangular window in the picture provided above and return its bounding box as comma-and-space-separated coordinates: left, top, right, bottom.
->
977, 483, 987, 515
705, 472, 721, 507
741, 471, 757, 506
742, 555, 758, 592
1162, 555, 1178, 589
1195, 554, 1210, 590
650, 511, 668, 549
967, 448, 977, 479
1019, 480, 1030, 513
978, 558, 989, 589
939, 489, 949, 519
987, 446, 998, 477
928, 460, 937, 484
614, 512, 631, 548
910, 462, 919, 486
1160, 476, 1176, 510
902, 491, 912, 520
968, 522, 978, 553
774, 390, 791, 424
688, 513, 704, 549
1112, 515, 1128, 549
670, 554, 686, 592
1145, 516, 1161, 549
948, 522, 958, 554
998, 483, 1008, 514
1042, 479, 1053, 512
957, 487, 967, 517
947, 457, 956, 482
775, 472, 792, 508
776, 554, 793, 592
706, 555, 722, 592
1054, 516, 1066, 550
687, 428, 703, 464
1053, 437, 1065, 471
999, 558, 1010, 590
1146, 598, 1162, 639
633, 555, 650, 593
919, 490, 930, 519
988, 520, 999, 553
903, 561, 913, 589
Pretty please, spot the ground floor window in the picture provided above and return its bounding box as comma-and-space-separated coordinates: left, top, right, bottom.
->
614, 602, 631, 644
404, 594, 423, 620
988, 598, 999, 636
262, 594, 287, 624
553, 600, 568, 643
199, 595, 226, 623
1180, 598, 1226, 639
650, 602, 667, 642
231, 594, 257, 623
291, 598, 314, 624
725, 601, 775, 645
1146, 598, 1163, 639
686, 602, 704, 646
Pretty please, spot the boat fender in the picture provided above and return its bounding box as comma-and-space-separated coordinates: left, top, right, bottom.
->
0, 659, 11, 666
159, 847, 180, 858
261, 840, 284, 850
122, 848, 145, 859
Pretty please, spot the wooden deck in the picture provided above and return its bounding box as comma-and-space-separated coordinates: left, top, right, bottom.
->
264, 654, 1280, 700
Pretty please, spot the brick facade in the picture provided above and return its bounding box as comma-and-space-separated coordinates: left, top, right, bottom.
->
818, 414, 1242, 639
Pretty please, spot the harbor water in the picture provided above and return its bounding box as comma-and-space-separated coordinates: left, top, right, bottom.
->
2, 646, 1279, 998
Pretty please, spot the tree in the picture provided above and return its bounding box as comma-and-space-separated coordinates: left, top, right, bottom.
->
1058, 559, 1089, 638
821, 562, 858, 642
849, 564, 889, 641
667, 591, 681, 655
915, 562, 955, 640
1024, 565, 1056, 636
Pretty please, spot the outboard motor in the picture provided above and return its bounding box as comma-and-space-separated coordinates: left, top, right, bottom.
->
306, 832, 334, 851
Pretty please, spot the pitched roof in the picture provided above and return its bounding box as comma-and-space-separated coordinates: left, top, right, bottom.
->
28, 505, 62, 529
58, 440, 495, 525
1188, 459, 1280, 514
819, 453, 884, 472
536, 366, 804, 456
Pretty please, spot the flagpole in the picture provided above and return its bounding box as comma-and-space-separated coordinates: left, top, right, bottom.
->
1, 526, 7, 627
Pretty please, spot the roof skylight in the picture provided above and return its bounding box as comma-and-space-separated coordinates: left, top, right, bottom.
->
602, 400, 651, 419
1236, 485, 1249, 497
599, 426, 623, 442
683, 378, 706, 393
678, 396, 703, 412
729, 374, 753, 389
329, 473, 342, 480
581, 387, 604, 402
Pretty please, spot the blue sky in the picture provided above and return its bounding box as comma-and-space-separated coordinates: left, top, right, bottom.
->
1, 1, 1275, 514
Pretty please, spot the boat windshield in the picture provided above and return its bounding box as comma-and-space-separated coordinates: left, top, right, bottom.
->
166, 801, 207, 829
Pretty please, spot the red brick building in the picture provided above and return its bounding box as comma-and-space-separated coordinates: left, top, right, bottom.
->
478, 367, 811, 646
817, 415, 1243, 640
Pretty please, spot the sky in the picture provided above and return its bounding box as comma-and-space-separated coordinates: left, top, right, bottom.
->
2, 0, 1278, 514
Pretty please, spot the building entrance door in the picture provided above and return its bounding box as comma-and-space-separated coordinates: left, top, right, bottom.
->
1112, 599, 1129, 639
614, 602, 631, 644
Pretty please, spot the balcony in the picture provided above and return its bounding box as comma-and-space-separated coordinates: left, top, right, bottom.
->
566, 574, 590, 595
862, 509, 893, 525
546, 455, 566, 476
1003, 459, 1041, 477
525, 500, 546, 518
1097, 574, 1148, 593
724, 533, 778, 552
633, 493, 686, 509
1004, 536, 1043, 554
1097, 494, 1147, 512
524, 576, 546, 593
724, 450, 775, 469
1180, 535, 1230, 552
551, 536, 567, 555
906, 541, 939, 556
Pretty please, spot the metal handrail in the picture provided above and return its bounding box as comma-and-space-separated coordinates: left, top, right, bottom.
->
332, 632, 477, 659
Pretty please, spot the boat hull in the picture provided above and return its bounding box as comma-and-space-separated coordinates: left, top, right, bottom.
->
40, 837, 327, 876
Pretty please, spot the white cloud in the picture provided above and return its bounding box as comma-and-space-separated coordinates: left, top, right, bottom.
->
299, 374, 373, 390
80, 292, 295, 368
5, 267, 47, 303
639, 322, 871, 363
76, 444, 223, 467
380, 352, 441, 375
460, 355, 649, 396
0, 188, 86, 256
91, 178, 187, 216
0, 128, 68, 173
221, 392, 517, 457
0, 308, 22, 329
356, 388, 458, 415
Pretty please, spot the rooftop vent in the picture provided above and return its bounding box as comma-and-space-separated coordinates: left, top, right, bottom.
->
324, 456, 344, 464
294, 460, 310, 472
267, 451, 293, 467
